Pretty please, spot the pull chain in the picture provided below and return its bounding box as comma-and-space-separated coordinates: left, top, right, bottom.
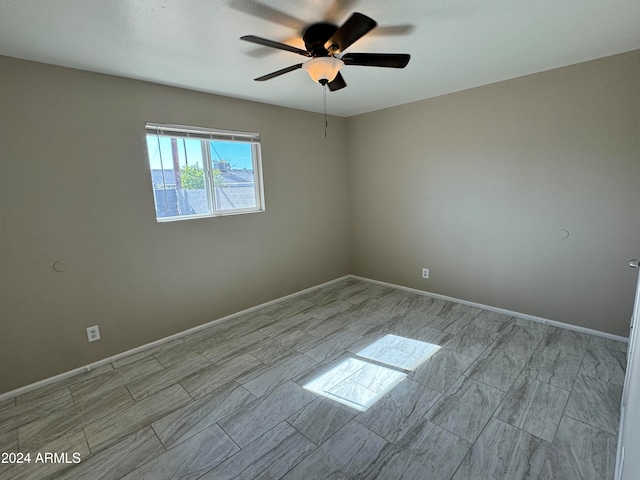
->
323, 82, 328, 138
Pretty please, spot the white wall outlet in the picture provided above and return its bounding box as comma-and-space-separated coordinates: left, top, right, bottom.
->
422, 268, 429, 279
86, 325, 100, 342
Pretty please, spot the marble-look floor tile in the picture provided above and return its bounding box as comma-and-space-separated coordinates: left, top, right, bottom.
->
70, 356, 164, 403
392, 293, 440, 311
110, 338, 185, 369
0, 280, 622, 480
427, 376, 504, 443
522, 343, 583, 391
180, 353, 263, 399
282, 420, 391, 480
239, 353, 317, 397
410, 325, 454, 347
292, 351, 353, 387
410, 348, 476, 393
495, 375, 570, 441
0, 429, 17, 452
286, 397, 357, 445
303, 357, 406, 411
538, 415, 616, 480
579, 344, 626, 386
200, 422, 316, 480
564, 374, 623, 435
18, 385, 134, 449
414, 297, 456, 317
15, 364, 114, 405
356, 378, 441, 444
0, 388, 74, 434
430, 304, 482, 333
337, 280, 378, 299
372, 291, 414, 315
467, 310, 512, 336
443, 325, 497, 359
343, 300, 397, 323
126, 352, 210, 400
364, 419, 471, 480
303, 329, 364, 363
175, 327, 228, 355
249, 329, 317, 363
452, 417, 549, 480
345, 284, 394, 306
464, 344, 524, 392
258, 298, 315, 321
120, 424, 238, 480
257, 313, 319, 338
0, 430, 90, 480
83, 383, 192, 451
354, 334, 442, 371
297, 285, 342, 306
216, 313, 280, 340
55, 427, 165, 480
0, 398, 15, 411
496, 323, 547, 357
465, 324, 541, 391
589, 335, 628, 354
200, 330, 268, 364
382, 311, 442, 337
343, 324, 388, 355
510, 316, 551, 339
152, 340, 215, 368
152, 382, 255, 449
218, 381, 316, 447
304, 303, 350, 320
305, 312, 359, 338
542, 327, 591, 356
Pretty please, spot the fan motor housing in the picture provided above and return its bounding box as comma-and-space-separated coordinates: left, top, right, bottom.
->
302, 22, 338, 57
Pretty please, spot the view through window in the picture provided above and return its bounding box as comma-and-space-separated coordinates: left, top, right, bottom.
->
145, 123, 264, 221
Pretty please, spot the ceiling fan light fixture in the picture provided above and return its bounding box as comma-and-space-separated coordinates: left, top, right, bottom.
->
302, 56, 344, 84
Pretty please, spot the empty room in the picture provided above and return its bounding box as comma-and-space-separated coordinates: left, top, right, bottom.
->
1, 1, 640, 479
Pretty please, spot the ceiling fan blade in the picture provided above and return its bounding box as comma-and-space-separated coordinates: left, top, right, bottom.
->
323, 0, 360, 24
241, 35, 310, 57
230, 0, 306, 31
254, 63, 303, 81
341, 53, 410, 68
326, 12, 377, 53
328, 72, 347, 91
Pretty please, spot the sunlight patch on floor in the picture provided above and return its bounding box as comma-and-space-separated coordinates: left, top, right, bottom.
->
356, 334, 441, 371
303, 357, 406, 411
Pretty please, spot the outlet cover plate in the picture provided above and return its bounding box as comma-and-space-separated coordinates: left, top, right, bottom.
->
86, 325, 100, 342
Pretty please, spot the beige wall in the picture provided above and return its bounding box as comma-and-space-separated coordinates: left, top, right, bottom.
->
2, 50, 639, 394
347, 50, 640, 337
0, 56, 350, 393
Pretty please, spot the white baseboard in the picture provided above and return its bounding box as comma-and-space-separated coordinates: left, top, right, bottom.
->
0, 275, 350, 402
351, 275, 629, 343
2, 273, 627, 402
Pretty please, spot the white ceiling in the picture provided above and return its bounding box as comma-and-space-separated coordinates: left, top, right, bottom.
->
1, 0, 639, 117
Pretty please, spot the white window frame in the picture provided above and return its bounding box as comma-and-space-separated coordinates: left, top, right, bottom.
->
145, 122, 265, 222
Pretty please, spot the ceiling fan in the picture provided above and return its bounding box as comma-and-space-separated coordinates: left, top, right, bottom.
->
240, 12, 410, 91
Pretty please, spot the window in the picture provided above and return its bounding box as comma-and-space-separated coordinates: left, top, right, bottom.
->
144, 123, 264, 221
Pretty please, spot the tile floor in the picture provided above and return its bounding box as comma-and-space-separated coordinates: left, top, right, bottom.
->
0, 278, 626, 479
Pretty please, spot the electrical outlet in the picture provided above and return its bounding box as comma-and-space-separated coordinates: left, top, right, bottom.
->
422, 268, 429, 279
86, 325, 100, 342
